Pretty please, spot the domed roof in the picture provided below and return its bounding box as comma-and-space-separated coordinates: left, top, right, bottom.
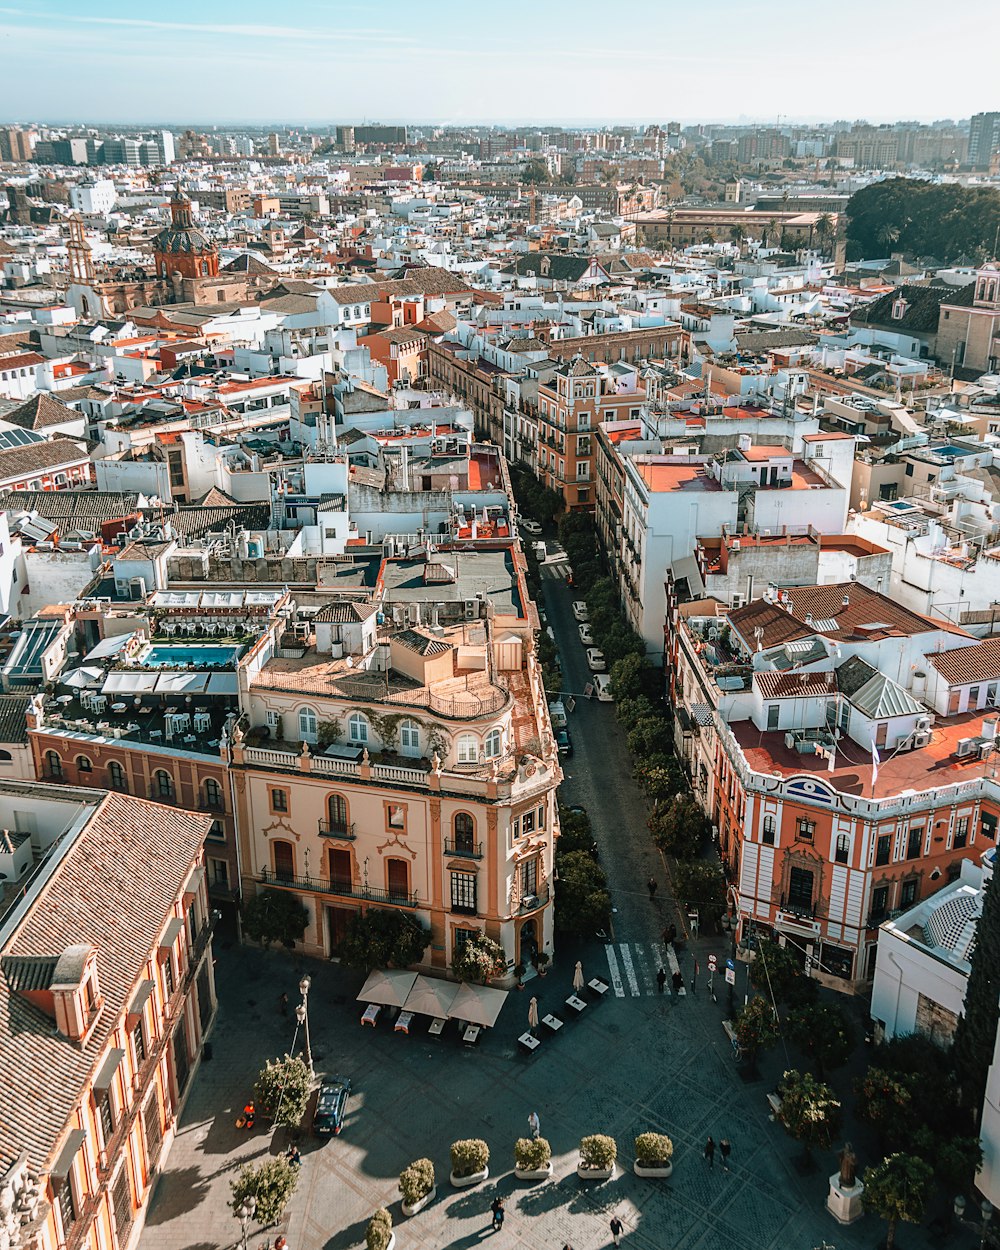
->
152, 224, 214, 254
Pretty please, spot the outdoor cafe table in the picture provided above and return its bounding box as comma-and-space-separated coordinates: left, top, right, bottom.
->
462, 1024, 481, 1046
565, 995, 587, 1015
518, 1031, 540, 1053
542, 1013, 563, 1033
427, 1017, 446, 1036
360, 1004, 380, 1027
394, 1011, 414, 1035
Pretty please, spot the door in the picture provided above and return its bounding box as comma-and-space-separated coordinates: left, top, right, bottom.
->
327, 905, 352, 952
273, 840, 294, 882
387, 858, 409, 903
328, 848, 352, 893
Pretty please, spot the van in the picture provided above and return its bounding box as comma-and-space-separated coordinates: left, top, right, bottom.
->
593, 674, 614, 702
534, 541, 547, 563
548, 699, 567, 728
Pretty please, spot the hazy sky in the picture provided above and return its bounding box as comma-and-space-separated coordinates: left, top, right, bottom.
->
0, 0, 995, 127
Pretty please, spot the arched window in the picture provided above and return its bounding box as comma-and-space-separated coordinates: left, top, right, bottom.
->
456, 734, 478, 764
107, 761, 127, 792
399, 719, 420, 755
203, 778, 223, 811
298, 705, 318, 743
327, 793, 349, 836
454, 812, 475, 854
154, 770, 174, 800
348, 713, 368, 744
75, 755, 92, 774
273, 839, 294, 882
45, 750, 62, 779
483, 728, 502, 759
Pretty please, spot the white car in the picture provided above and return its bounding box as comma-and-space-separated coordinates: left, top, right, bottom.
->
593, 673, 614, 701
578, 623, 593, 645
572, 600, 589, 622
586, 648, 606, 672
520, 518, 543, 536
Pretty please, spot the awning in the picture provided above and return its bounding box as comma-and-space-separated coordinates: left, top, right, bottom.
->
356, 969, 417, 1008
183, 865, 205, 900
205, 673, 238, 695
92, 1047, 125, 1094
102, 671, 158, 694
155, 672, 210, 694
127, 979, 155, 1022
86, 633, 136, 662
447, 982, 508, 1027
401, 975, 459, 1018
159, 916, 185, 953
50, 1128, 86, 1184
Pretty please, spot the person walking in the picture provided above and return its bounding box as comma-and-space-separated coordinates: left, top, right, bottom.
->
671, 969, 683, 1000
656, 967, 666, 993
490, 1196, 505, 1231
720, 1137, 731, 1171
647, 876, 657, 901
610, 1214, 625, 1246
704, 1136, 715, 1168
667, 922, 677, 944
286, 1143, 301, 1168
528, 1109, 540, 1139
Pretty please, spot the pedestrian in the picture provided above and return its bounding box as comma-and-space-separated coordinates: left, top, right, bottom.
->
610, 1214, 625, 1246
490, 1195, 505, 1231
671, 969, 683, 999
278, 991, 288, 1016
720, 1137, 731, 1171
647, 876, 657, 900
704, 1136, 715, 1168
286, 1144, 301, 1168
667, 923, 677, 945
528, 1110, 540, 1139
656, 967, 666, 993
274, 1238, 288, 1250
243, 1100, 255, 1130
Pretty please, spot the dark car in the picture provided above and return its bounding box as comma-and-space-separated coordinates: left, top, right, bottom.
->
313, 1076, 351, 1136
556, 728, 573, 757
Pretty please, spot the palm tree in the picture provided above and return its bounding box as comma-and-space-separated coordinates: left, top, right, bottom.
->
816, 213, 834, 251
729, 223, 746, 253
763, 218, 779, 248
877, 223, 901, 252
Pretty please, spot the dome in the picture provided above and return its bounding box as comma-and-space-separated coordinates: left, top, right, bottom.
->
152, 224, 213, 254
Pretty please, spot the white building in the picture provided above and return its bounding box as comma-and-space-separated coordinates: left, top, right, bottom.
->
68, 179, 117, 217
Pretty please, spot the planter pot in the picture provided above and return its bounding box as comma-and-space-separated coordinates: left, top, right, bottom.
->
514, 1161, 553, 1181
401, 1185, 436, 1216
577, 1163, 614, 1181
634, 1160, 673, 1178
450, 1165, 489, 1189
363, 1235, 395, 1250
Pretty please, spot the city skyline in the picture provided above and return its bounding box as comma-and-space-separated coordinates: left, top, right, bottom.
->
0, 0, 996, 126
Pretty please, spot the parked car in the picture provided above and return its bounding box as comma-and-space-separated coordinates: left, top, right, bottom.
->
572, 600, 589, 622
593, 673, 614, 702
548, 699, 567, 729
586, 648, 606, 672
313, 1076, 352, 1136
521, 518, 543, 535
578, 623, 593, 645
556, 728, 574, 757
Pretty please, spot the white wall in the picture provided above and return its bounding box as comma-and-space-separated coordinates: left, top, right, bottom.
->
21, 548, 102, 615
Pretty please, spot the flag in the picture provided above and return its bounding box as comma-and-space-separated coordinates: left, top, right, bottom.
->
871, 739, 881, 786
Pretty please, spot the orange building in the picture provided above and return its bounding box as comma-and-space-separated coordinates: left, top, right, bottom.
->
152, 193, 219, 281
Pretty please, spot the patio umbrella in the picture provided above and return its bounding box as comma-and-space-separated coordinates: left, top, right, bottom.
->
356, 969, 418, 1009
448, 982, 509, 1027
573, 961, 585, 993
59, 666, 104, 689
528, 996, 539, 1032
401, 975, 459, 1018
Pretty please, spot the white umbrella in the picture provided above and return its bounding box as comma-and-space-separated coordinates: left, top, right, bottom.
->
402, 975, 459, 1018
356, 969, 418, 1008
528, 996, 539, 1031
449, 982, 509, 1027
573, 961, 585, 992
59, 666, 105, 689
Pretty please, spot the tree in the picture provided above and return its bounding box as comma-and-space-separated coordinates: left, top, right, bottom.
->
845, 178, 1000, 263
451, 931, 506, 983
254, 1054, 311, 1127
862, 1153, 933, 1250
553, 849, 610, 936
775, 1069, 841, 1163
816, 213, 834, 250
557, 804, 593, 854
627, 715, 671, 760
877, 222, 901, 251
953, 868, 1000, 1116
230, 1156, 299, 1227
729, 223, 746, 251
749, 938, 816, 1005
339, 908, 430, 972
735, 996, 779, 1068
648, 796, 709, 859
609, 653, 645, 701
521, 159, 550, 185
634, 756, 684, 804
854, 1067, 914, 1149
242, 889, 309, 949
785, 1003, 854, 1078
671, 859, 726, 931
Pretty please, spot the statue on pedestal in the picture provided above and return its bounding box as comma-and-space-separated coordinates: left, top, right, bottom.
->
838, 1142, 857, 1188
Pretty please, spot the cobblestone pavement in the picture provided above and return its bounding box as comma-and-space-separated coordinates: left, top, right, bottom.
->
140, 553, 968, 1250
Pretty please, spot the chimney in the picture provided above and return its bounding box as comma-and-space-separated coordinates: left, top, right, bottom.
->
842, 592, 850, 607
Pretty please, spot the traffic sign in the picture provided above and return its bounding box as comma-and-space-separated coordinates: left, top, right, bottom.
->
726, 957, 735, 971
725, 967, 736, 985
707, 954, 718, 971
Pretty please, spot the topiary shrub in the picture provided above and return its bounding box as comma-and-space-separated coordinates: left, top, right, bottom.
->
399, 1158, 435, 1205
229, 1156, 298, 1227
450, 1138, 489, 1177
515, 1136, 551, 1170
579, 1134, 617, 1170
365, 1207, 393, 1250
635, 1132, 673, 1166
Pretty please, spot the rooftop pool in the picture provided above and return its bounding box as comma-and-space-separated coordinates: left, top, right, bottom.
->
141, 644, 242, 668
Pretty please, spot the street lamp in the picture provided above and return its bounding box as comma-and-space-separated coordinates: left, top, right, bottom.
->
235, 1195, 256, 1250
954, 1195, 993, 1247
298, 975, 313, 1073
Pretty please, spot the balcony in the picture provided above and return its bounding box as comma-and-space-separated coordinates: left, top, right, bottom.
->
779, 896, 816, 919
443, 838, 483, 860
318, 819, 357, 841
516, 883, 550, 915
259, 868, 418, 908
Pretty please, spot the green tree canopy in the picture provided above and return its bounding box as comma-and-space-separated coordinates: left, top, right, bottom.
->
953, 867, 1000, 1116
230, 1156, 299, 1227
854, 1067, 914, 1148
451, 931, 506, 983
648, 795, 710, 859
735, 996, 779, 1065
785, 1003, 855, 1077
775, 1069, 841, 1159
862, 1153, 933, 1250
749, 938, 817, 1005
242, 889, 309, 949
671, 859, 726, 931
254, 1054, 311, 1127
553, 849, 611, 936
340, 908, 430, 972
846, 178, 1000, 262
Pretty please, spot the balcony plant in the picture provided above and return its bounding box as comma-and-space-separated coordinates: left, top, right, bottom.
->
534, 951, 550, 977
577, 1134, 616, 1180
365, 1207, 394, 1250
634, 1132, 673, 1178
513, 962, 526, 989
449, 1139, 490, 1188
514, 1135, 552, 1181
399, 1158, 435, 1216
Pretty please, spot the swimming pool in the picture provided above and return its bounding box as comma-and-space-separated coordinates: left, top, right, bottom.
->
142, 644, 242, 668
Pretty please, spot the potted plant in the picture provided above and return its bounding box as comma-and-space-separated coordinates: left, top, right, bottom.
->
449, 1139, 490, 1188
634, 1132, 673, 1178
534, 952, 550, 977
514, 1136, 552, 1181
365, 1207, 394, 1250
513, 962, 526, 989
399, 1158, 436, 1216
577, 1134, 617, 1181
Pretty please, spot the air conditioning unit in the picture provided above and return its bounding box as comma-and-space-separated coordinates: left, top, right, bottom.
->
912, 731, 932, 748
521, 894, 539, 911
464, 599, 478, 620
955, 737, 978, 758
916, 715, 932, 732
730, 539, 741, 551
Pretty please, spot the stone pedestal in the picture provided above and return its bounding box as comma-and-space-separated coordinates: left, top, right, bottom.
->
826, 1173, 864, 1225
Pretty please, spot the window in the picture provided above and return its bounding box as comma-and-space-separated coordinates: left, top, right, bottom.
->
905, 462, 914, 477
767, 704, 780, 730
348, 713, 368, 744
45, 750, 62, 779
906, 827, 922, 860
762, 816, 776, 845
835, 834, 850, 864
57, 1176, 76, 1234
76, 755, 92, 773
871, 884, 889, 921
876, 834, 891, 865
98, 1091, 115, 1147
132, 1018, 146, 1064
900, 879, 918, 909
450, 870, 477, 914
456, 734, 478, 764
327, 793, 348, 835
511, 817, 520, 841
796, 818, 815, 843
163, 954, 175, 997
208, 857, 229, 889
483, 728, 502, 759
399, 719, 420, 754
387, 803, 405, 830
522, 809, 536, 835
298, 705, 318, 743
787, 866, 814, 912
203, 778, 223, 811
454, 812, 475, 853
107, 760, 127, 792
955, 816, 969, 848
270, 787, 288, 812
154, 770, 174, 800
521, 857, 539, 898
266, 709, 280, 730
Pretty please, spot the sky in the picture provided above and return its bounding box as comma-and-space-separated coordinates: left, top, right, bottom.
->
0, 0, 996, 128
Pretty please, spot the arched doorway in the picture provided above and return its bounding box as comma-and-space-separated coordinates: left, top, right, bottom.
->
518, 918, 538, 965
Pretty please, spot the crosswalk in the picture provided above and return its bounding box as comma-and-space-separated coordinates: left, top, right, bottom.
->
602, 940, 689, 998
539, 559, 572, 582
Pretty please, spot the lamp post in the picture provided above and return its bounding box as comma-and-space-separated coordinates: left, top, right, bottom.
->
298, 975, 313, 1073
235, 1195, 256, 1250
954, 1195, 993, 1248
